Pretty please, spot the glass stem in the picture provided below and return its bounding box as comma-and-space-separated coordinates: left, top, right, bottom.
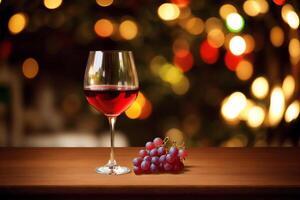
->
108, 116, 117, 168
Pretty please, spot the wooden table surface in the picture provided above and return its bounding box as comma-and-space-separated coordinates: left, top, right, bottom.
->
0, 147, 300, 198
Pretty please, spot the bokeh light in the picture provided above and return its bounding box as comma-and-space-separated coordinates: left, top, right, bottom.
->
270, 26, 284, 47
96, 0, 113, 7
243, 34, 255, 53
22, 58, 39, 79
8, 13, 27, 34
251, 76, 269, 99
243, 0, 260, 17
235, 60, 253, 81
219, 4, 237, 19
281, 4, 294, 23
205, 17, 223, 33
207, 28, 225, 48
94, 18, 114, 38
224, 51, 243, 71
171, 76, 190, 95
229, 36, 246, 56
44, 0, 63, 10
150, 55, 167, 75
173, 50, 194, 72
285, 100, 300, 123
282, 75, 295, 100
158, 3, 180, 21
289, 38, 300, 65
171, 0, 190, 8
173, 37, 189, 55
273, 0, 286, 6
226, 13, 244, 33
286, 11, 299, 29
221, 92, 247, 122
166, 128, 184, 145
199, 40, 219, 64
119, 20, 138, 40
268, 86, 285, 126
185, 17, 204, 35
125, 92, 147, 119
247, 105, 265, 128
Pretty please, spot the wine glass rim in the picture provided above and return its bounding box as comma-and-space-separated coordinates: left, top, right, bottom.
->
89, 50, 133, 53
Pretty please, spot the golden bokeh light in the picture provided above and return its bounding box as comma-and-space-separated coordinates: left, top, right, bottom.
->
229, 36, 246, 56
268, 86, 285, 127
185, 17, 204, 35
243, 0, 260, 17
221, 92, 247, 121
219, 4, 237, 19
125, 101, 142, 119
251, 76, 269, 99
282, 75, 295, 100
286, 11, 299, 29
94, 18, 114, 37
243, 34, 255, 53
246, 105, 265, 128
222, 134, 248, 147
8, 13, 27, 34
44, 0, 63, 9
289, 38, 300, 58
285, 100, 300, 123
239, 99, 255, 121
173, 37, 189, 54
166, 128, 184, 145
150, 55, 167, 75
207, 28, 225, 48
22, 58, 39, 79
171, 76, 190, 95
281, 4, 294, 22
96, 0, 113, 7
119, 20, 138, 40
235, 60, 253, 81
270, 26, 284, 47
205, 17, 223, 33
158, 3, 180, 21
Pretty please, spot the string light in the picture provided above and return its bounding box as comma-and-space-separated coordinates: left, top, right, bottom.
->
158, 3, 180, 21
282, 75, 295, 100
44, 0, 63, 9
285, 100, 300, 123
270, 26, 284, 47
94, 18, 114, 37
268, 87, 285, 126
219, 4, 237, 19
8, 13, 27, 34
229, 36, 246, 56
221, 92, 247, 121
235, 60, 253, 81
286, 11, 299, 29
96, 0, 113, 7
226, 13, 244, 33
22, 58, 39, 79
119, 20, 138, 40
247, 105, 265, 128
251, 76, 269, 99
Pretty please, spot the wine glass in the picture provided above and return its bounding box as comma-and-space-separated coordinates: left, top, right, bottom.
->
84, 50, 139, 175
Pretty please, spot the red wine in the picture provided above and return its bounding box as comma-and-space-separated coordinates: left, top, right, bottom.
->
84, 85, 139, 116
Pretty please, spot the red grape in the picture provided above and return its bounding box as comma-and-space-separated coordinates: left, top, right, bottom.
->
153, 137, 163, 147
139, 149, 148, 157
149, 148, 158, 157
145, 142, 155, 150
141, 160, 150, 171
169, 146, 178, 156
163, 162, 173, 171
150, 163, 159, 173
157, 146, 166, 156
166, 154, 176, 163
133, 166, 142, 175
143, 155, 151, 162
151, 156, 160, 165
132, 157, 143, 166
159, 154, 166, 163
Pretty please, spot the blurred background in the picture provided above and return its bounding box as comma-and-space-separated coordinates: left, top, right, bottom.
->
0, 0, 300, 147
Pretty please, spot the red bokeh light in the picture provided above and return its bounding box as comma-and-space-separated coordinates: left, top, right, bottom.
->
224, 51, 243, 71
171, 0, 190, 8
173, 50, 194, 72
199, 40, 219, 64
272, 0, 286, 6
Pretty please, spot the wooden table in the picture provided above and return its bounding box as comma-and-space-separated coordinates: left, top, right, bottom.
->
0, 148, 300, 199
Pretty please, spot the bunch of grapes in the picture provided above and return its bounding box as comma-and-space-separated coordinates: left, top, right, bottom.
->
132, 137, 188, 175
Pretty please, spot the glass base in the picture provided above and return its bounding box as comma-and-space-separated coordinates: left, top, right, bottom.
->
96, 165, 131, 175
